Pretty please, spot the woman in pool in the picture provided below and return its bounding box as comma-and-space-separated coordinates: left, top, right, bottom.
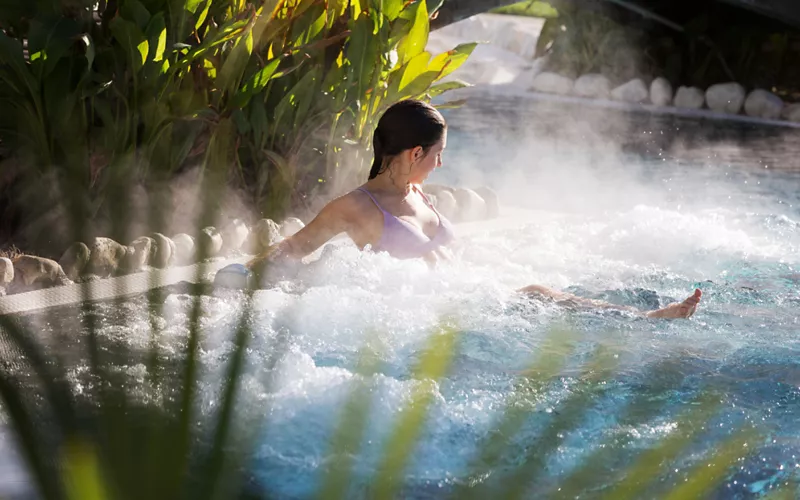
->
244, 99, 701, 319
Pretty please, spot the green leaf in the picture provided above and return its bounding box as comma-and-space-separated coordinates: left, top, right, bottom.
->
120, 0, 152, 30
62, 440, 110, 500
427, 0, 444, 15
145, 13, 168, 62
662, 428, 761, 500
195, 0, 211, 30
536, 18, 561, 58
382, 0, 405, 21
346, 14, 379, 105
77, 34, 95, 82
371, 323, 459, 499
351, 0, 362, 20
0, 32, 32, 93
318, 341, 383, 499
27, 15, 81, 78
271, 67, 321, 137
217, 28, 254, 99
110, 17, 150, 71
398, 51, 430, 92
326, 0, 348, 28
598, 392, 724, 500
184, 0, 205, 13
293, 66, 321, 130
250, 100, 269, 149
233, 57, 282, 108
175, 18, 250, 70
427, 80, 470, 98
386, 52, 442, 102
428, 42, 477, 82
495, 344, 620, 500
396, 0, 428, 66
291, 3, 326, 46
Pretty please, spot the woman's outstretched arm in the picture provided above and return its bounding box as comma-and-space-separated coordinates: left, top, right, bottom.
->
247, 195, 356, 269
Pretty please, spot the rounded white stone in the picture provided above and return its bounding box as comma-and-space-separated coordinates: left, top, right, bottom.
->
674, 86, 705, 109
650, 77, 673, 107
573, 74, 611, 99
530, 72, 574, 95
705, 82, 746, 114
610, 79, 649, 103
744, 89, 783, 119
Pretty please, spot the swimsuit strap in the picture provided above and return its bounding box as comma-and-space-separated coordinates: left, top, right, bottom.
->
413, 185, 439, 213
356, 187, 391, 215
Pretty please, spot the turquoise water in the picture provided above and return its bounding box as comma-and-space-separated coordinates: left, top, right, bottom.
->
5, 148, 800, 498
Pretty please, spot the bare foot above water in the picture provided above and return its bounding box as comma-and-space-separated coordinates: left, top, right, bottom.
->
645, 289, 702, 319
518, 284, 703, 320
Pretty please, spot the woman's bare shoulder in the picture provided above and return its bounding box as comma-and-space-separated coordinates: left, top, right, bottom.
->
320, 187, 373, 220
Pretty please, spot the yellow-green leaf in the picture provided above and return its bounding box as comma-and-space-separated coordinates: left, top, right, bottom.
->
217, 28, 254, 97
429, 42, 477, 82
136, 40, 149, 65
396, 0, 429, 66
145, 14, 167, 62
153, 27, 166, 61
371, 324, 459, 499
382, 0, 405, 20
195, 0, 211, 30
326, 0, 348, 28
109, 17, 149, 71
346, 14, 379, 103
62, 440, 109, 500
233, 58, 282, 108
398, 51, 430, 92
427, 80, 470, 98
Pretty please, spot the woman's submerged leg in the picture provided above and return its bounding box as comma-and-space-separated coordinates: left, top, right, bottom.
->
517, 285, 702, 319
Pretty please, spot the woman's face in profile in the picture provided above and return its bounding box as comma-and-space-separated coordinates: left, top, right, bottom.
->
409, 130, 447, 184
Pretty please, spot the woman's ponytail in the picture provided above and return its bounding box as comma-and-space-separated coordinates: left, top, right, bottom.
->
368, 131, 384, 180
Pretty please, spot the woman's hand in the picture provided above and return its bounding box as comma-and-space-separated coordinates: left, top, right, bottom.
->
246, 240, 292, 269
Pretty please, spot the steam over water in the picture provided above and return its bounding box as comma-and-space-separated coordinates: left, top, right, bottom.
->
5, 149, 800, 498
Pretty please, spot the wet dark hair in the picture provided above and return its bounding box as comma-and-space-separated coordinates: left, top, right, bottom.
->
369, 100, 447, 180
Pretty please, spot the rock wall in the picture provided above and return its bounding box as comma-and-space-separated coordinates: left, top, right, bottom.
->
429, 14, 800, 124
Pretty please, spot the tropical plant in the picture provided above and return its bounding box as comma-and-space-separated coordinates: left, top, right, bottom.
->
492, 0, 558, 19
515, 0, 800, 99
0, 0, 475, 254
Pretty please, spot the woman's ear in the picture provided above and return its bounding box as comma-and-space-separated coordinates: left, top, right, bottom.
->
411, 146, 424, 161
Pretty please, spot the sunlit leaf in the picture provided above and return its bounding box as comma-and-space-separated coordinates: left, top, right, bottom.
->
398, 51, 430, 91
217, 28, 255, 99
326, 0, 348, 28
427, 80, 470, 98
195, 0, 211, 30
663, 428, 761, 500
146, 13, 168, 62
110, 17, 150, 71
382, 0, 405, 21
233, 57, 282, 108
371, 323, 459, 499
62, 440, 110, 500
429, 42, 477, 82
346, 14, 379, 104
396, 0, 428, 65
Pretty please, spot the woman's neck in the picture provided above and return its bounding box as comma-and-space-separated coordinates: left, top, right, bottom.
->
368, 171, 415, 196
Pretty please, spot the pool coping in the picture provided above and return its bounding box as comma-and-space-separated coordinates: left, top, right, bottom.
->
446, 86, 800, 130
0, 208, 537, 316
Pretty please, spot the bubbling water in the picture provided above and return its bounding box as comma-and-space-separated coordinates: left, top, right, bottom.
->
3, 160, 799, 498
